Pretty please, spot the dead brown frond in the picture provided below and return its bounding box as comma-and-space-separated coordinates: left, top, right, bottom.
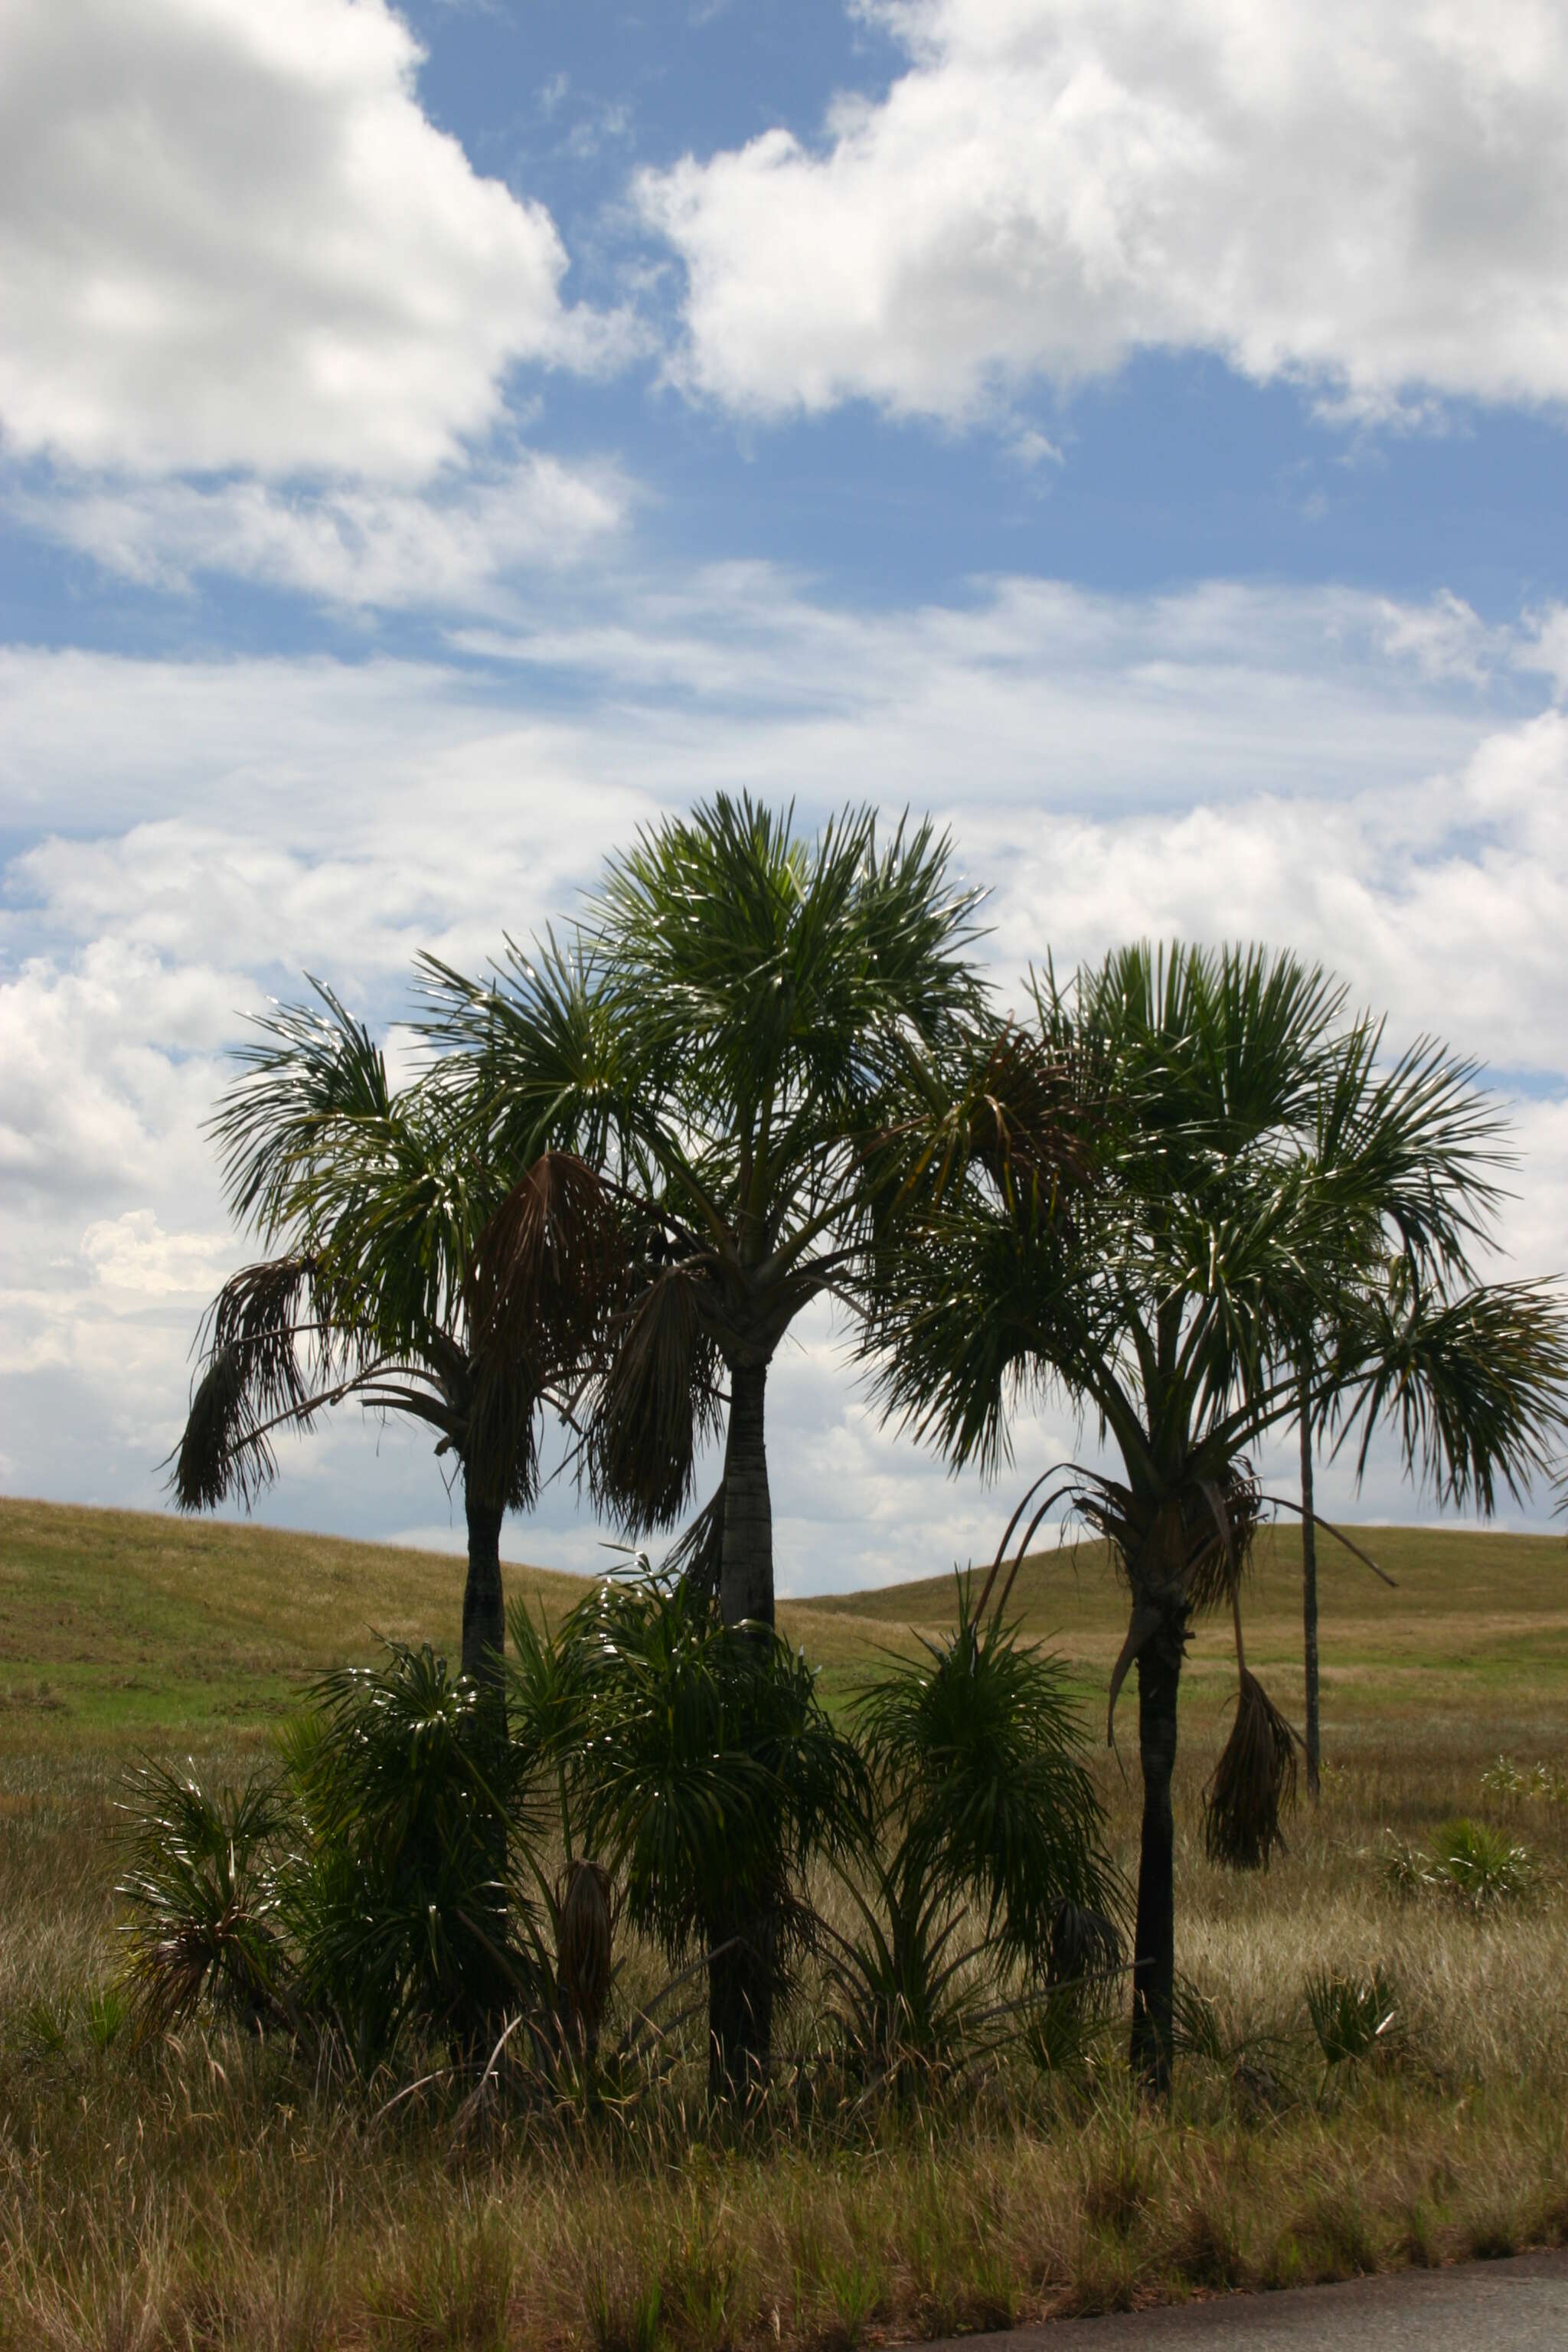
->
205, 1253, 322, 1410
1203, 1670, 1302, 1871
586, 1265, 724, 1530
662, 1486, 725, 1604
965, 1023, 1099, 1212
171, 1255, 332, 1511
1183, 1465, 1263, 1616
557, 1859, 614, 2059
1071, 1462, 1261, 1616
172, 1348, 263, 1511
466, 1151, 622, 1379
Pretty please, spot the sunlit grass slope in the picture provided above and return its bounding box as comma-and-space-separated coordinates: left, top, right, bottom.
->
2, 1496, 1564, 1749
0, 1498, 582, 1749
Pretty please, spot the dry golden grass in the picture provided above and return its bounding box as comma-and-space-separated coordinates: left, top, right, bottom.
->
4, 1717, 1568, 2348
3, 1499, 1568, 2347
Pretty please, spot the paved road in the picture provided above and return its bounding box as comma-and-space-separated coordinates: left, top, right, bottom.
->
919, 2249, 1568, 2350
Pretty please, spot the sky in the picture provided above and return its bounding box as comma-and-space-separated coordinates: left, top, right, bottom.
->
5, 0, 1568, 1596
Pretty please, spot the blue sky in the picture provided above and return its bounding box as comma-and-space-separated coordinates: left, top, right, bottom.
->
5, 0, 1568, 1589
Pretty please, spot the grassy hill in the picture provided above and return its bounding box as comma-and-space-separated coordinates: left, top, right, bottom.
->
2, 1494, 1565, 1750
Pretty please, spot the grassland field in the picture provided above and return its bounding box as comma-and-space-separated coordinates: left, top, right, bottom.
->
3, 1494, 1564, 1749
3, 1494, 1568, 2349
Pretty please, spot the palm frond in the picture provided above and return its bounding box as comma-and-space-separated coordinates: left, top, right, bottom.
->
211, 982, 391, 1236
1329, 1269, 1568, 1512
850, 1586, 1114, 1970
171, 1254, 341, 1511
466, 1148, 622, 1374
586, 1265, 725, 1532
1202, 1671, 1302, 1871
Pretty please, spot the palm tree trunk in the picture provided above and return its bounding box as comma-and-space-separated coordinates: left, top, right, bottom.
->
719, 1357, 774, 1632
707, 1906, 776, 2102
1129, 1609, 1186, 2098
462, 1483, 506, 1689
1299, 1372, 1321, 1802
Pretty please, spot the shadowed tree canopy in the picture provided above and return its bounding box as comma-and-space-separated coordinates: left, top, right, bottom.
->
866, 941, 1568, 2096
421, 794, 988, 1634
170, 985, 618, 1684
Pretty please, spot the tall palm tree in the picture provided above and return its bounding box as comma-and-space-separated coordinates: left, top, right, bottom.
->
867, 943, 1568, 2095
423, 795, 987, 1632
171, 985, 615, 1685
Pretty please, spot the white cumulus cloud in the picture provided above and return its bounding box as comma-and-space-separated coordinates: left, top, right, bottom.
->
641, 0, 1568, 423
0, 0, 626, 482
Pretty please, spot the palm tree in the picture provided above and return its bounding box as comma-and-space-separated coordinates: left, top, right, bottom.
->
422, 795, 986, 1632
171, 985, 615, 1685
867, 943, 1568, 2095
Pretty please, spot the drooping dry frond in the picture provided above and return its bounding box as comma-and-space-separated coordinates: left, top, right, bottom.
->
172, 1348, 260, 1511
963, 1022, 1100, 1211
467, 1150, 623, 1380
587, 1266, 724, 1531
172, 1256, 335, 1511
1203, 1670, 1302, 1870
556, 1858, 613, 2057
1070, 1462, 1261, 1617
205, 1255, 323, 1417
662, 1485, 725, 1605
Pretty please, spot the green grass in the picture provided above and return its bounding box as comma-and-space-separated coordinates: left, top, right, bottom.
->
0, 1498, 585, 1749
5, 1496, 1565, 1745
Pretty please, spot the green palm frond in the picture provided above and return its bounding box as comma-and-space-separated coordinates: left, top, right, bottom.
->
212, 982, 392, 1236
1328, 1269, 1568, 1512
850, 1586, 1114, 1971
416, 932, 639, 1176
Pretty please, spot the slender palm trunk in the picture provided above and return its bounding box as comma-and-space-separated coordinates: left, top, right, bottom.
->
462, 1482, 506, 1690
707, 1905, 776, 2103
1129, 1609, 1186, 2098
1299, 1373, 1321, 1802
710, 1355, 779, 2088
719, 1358, 774, 1632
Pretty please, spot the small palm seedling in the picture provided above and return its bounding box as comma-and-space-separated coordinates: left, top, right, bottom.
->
1304, 1965, 1396, 2091
116, 1762, 289, 2039
19, 1992, 74, 2058
1431, 1816, 1537, 1912
283, 1642, 544, 2066
555, 1568, 864, 2099
825, 1586, 1117, 2097
85, 1986, 128, 2053
1380, 1829, 1432, 1900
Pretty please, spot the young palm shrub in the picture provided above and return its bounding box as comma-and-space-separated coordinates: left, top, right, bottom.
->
116, 1762, 290, 2039
541, 1570, 864, 2099
1304, 1965, 1397, 2090
825, 1589, 1118, 2096
281, 1643, 547, 2066
1430, 1817, 1538, 1912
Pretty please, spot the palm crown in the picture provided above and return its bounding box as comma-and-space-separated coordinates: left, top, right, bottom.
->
423, 794, 987, 1628
172, 985, 614, 1681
